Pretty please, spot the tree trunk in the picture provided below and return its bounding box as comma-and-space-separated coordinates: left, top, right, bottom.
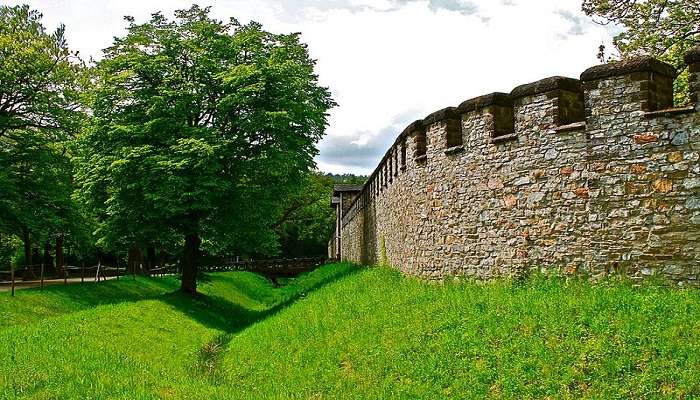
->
32, 247, 40, 270
43, 242, 51, 268
181, 233, 200, 295
22, 230, 32, 268
158, 250, 166, 269
146, 246, 156, 274
55, 235, 64, 271
127, 246, 142, 274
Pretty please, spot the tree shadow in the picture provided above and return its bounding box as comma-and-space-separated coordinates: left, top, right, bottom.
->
1, 277, 181, 328
39, 277, 178, 305
160, 263, 362, 335
6, 276, 178, 306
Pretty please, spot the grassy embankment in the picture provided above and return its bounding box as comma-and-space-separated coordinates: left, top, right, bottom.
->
1, 264, 699, 399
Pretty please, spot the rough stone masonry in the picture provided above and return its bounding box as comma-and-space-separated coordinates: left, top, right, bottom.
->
331, 48, 700, 286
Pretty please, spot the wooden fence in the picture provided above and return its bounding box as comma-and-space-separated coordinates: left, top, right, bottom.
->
201, 257, 328, 281
1, 257, 329, 295
0, 263, 130, 296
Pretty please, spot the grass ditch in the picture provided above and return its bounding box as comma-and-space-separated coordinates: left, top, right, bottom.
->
1, 264, 699, 399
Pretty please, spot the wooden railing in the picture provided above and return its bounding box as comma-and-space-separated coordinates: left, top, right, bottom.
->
0, 263, 127, 296
1, 257, 329, 295
201, 257, 328, 278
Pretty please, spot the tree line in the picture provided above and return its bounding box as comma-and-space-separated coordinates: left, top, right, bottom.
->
0, 4, 344, 294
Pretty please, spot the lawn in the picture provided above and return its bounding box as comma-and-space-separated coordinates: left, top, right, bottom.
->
1, 264, 699, 399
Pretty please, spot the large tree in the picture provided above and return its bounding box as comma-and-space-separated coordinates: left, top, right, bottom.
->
77, 6, 335, 294
0, 5, 86, 268
583, 0, 700, 105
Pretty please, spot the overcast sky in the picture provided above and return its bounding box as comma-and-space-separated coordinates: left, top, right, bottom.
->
8, 0, 616, 175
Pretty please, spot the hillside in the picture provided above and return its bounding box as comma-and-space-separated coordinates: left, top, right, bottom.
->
1, 264, 699, 399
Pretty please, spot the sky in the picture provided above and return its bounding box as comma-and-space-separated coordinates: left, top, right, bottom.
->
7, 0, 617, 175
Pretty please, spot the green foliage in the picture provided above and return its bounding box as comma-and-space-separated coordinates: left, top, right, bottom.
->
583, 0, 699, 105
328, 173, 369, 185
1, 129, 83, 239
276, 172, 336, 257
2, 265, 698, 398
0, 5, 86, 137
0, 4, 338, 276
0, 5, 91, 263
10, 245, 24, 269
76, 6, 335, 291
275, 172, 369, 257
0, 234, 20, 268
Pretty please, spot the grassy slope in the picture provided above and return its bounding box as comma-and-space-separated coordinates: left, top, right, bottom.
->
0, 278, 178, 328
210, 269, 700, 399
1, 265, 700, 399
0, 264, 357, 399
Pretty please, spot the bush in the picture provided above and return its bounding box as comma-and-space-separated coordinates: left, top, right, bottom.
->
0, 234, 21, 269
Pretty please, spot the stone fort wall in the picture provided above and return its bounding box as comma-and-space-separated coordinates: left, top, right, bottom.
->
337, 49, 700, 285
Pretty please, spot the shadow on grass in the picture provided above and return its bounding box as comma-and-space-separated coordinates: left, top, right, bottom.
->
0, 276, 182, 329
6, 276, 179, 307
51, 277, 178, 305
161, 263, 361, 336
179, 263, 363, 379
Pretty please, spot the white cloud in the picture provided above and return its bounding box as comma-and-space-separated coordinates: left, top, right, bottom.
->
6, 0, 616, 175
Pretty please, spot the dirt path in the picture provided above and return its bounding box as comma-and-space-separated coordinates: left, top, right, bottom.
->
0, 276, 120, 292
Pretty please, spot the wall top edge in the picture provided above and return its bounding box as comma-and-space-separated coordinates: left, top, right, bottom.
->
341, 53, 698, 220
401, 119, 425, 136
580, 56, 676, 81
422, 107, 459, 127
510, 76, 581, 99
458, 92, 512, 112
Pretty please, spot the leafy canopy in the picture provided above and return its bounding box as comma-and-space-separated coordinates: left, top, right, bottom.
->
0, 5, 85, 138
583, 0, 700, 105
275, 172, 336, 257
0, 5, 87, 256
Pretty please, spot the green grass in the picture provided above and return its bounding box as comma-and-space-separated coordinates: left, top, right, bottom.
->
1, 265, 699, 399
0, 277, 179, 328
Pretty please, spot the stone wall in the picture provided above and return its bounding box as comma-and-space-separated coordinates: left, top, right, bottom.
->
336, 51, 700, 286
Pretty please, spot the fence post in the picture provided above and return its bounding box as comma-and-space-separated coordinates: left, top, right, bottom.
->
81, 264, 84, 283
96, 261, 101, 283
40, 263, 44, 289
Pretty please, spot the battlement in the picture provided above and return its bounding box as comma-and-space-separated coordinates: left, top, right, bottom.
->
343, 52, 696, 226
336, 48, 700, 284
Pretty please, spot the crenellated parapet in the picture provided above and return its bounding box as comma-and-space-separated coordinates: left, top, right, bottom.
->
336, 48, 700, 284
512, 76, 584, 127
581, 56, 676, 113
